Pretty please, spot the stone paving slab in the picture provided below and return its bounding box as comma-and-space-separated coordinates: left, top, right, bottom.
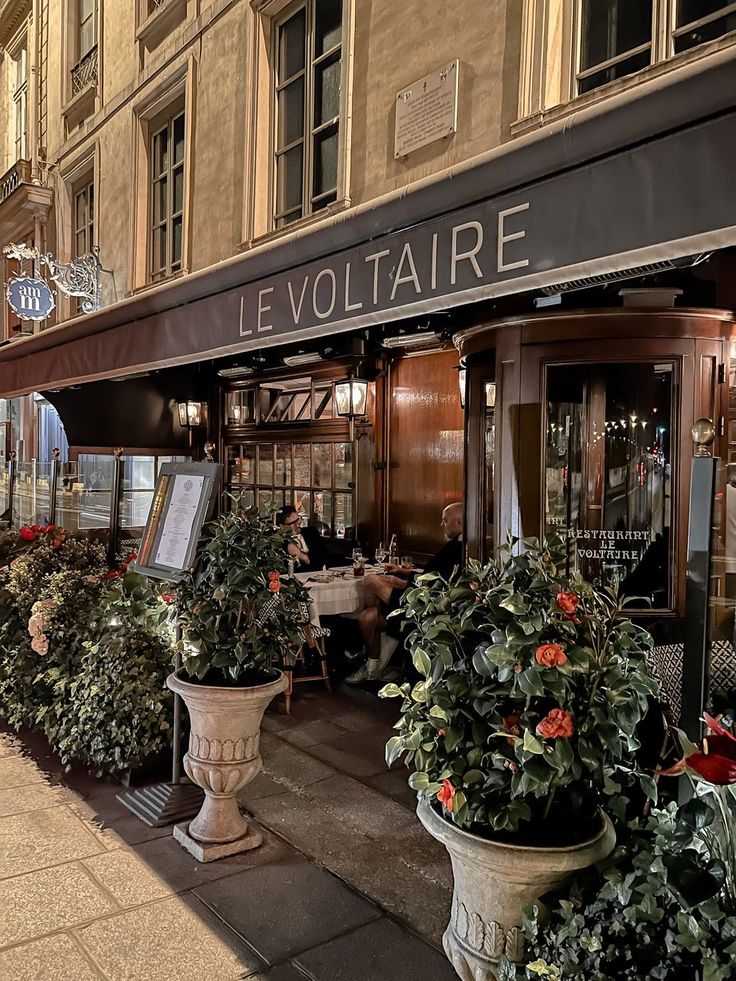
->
258, 733, 337, 790
0, 933, 104, 980
0, 758, 46, 791
68, 794, 175, 849
75, 893, 265, 981
0, 863, 117, 948
0, 733, 23, 759
305, 772, 416, 837
0, 782, 71, 818
293, 917, 459, 981
0, 806, 105, 880
248, 965, 312, 981
195, 855, 381, 965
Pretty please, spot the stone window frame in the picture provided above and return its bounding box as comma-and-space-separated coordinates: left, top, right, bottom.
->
129, 57, 196, 293
241, 0, 355, 247
6, 29, 29, 163
59, 141, 99, 321
515, 0, 736, 131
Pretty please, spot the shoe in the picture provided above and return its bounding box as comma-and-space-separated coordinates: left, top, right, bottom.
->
344, 659, 383, 684
376, 635, 399, 673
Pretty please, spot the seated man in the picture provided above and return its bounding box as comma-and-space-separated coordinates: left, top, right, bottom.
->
346, 502, 463, 684
276, 506, 329, 573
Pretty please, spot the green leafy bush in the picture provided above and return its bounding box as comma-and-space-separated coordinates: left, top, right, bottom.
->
173, 505, 310, 684
499, 787, 736, 980
381, 538, 658, 843
0, 529, 173, 773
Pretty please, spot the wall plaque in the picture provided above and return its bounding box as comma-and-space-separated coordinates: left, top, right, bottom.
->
394, 61, 459, 158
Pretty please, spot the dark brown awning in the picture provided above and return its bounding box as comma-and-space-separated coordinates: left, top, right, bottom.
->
2, 50, 735, 398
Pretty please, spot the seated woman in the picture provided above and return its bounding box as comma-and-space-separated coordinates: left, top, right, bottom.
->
276, 506, 329, 573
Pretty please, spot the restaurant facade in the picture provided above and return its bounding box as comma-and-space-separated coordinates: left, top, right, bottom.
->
1, 0, 736, 664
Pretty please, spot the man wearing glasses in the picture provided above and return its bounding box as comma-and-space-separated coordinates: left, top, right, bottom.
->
276, 506, 328, 572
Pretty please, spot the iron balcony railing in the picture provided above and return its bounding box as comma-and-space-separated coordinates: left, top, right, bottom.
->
71, 44, 98, 96
0, 158, 30, 207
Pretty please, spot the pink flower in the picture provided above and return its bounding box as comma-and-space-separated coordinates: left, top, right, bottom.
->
556, 592, 580, 616
536, 708, 574, 740
31, 635, 48, 656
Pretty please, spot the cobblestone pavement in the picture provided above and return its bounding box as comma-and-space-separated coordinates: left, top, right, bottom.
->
0, 687, 456, 981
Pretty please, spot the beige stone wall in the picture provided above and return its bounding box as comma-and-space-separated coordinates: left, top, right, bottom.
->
33, 0, 524, 320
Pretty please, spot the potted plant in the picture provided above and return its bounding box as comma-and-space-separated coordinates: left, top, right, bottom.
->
166, 504, 309, 860
380, 538, 658, 980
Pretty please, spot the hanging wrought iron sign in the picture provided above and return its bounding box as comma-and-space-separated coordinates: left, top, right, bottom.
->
2, 242, 102, 321
5, 275, 55, 322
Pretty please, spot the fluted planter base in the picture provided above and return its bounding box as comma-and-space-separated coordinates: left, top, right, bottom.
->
167, 669, 288, 862
417, 799, 615, 981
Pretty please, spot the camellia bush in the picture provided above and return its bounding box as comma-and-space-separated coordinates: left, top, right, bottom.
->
381, 538, 659, 844
0, 524, 173, 773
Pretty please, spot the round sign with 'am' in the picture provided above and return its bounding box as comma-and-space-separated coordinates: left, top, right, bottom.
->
6, 276, 55, 322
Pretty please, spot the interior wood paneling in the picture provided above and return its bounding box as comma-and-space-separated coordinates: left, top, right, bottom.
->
388, 349, 464, 559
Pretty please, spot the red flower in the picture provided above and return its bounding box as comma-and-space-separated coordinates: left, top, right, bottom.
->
51, 539, 63, 549
128, 551, 138, 562
436, 778, 455, 810
162, 594, 174, 604
19, 527, 36, 542
664, 713, 736, 786
437, 727, 447, 737
502, 714, 522, 737
104, 569, 121, 580
556, 592, 579, 615
268, 571, 280, 581
535, 643, 568, 668
536, 708, 574, 740
268, 579, 281, 593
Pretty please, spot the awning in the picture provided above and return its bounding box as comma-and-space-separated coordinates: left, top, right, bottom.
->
2, 48, 735, 398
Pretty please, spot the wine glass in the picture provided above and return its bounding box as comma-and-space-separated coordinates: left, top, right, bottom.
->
352, 547, 363, 562
375, 544, 387, 566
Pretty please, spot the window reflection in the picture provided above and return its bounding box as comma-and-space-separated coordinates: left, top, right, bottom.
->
545, 363, 674, 609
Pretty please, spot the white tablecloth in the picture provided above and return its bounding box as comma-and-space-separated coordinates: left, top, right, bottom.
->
293, 566, 373, 620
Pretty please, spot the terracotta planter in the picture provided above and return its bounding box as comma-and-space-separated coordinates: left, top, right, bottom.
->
417, 798, 615, 981
167, 670, 287, 858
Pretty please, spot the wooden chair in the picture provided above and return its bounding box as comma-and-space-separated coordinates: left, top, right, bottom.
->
283, 605, 332, 714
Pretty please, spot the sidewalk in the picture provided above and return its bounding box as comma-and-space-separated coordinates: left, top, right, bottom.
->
0, 688, 456, 981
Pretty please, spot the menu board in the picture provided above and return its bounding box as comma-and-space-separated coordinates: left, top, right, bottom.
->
137, 462, 219, 581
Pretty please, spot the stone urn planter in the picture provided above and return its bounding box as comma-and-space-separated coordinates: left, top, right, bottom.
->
167, 669, 287, 862
418, 798, 615, 981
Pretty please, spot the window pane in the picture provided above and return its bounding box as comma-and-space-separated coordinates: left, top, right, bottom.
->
152, 225, 167, 273
578, 49, 651, 94
544, 362, 674, 610
278, 77, 305, 150
276, 144, 304, 215
278, 8, 306, 83
153, 128, 168, 178
257, 444, 274, 485
295, 490, 311, 524
173, 167, 184, 214
75, 190, 88, 231
313, 443, 332, 487
313, 125, 338, 199
315, 0, 342, 56
153, 177, 167, 224
334, 492, 352, 538
334, 441, 352, 488
275, 444, 292, 486
80, 0, 95, 20
675, 5, 736, 52
315, 492, 332, 536
314, 52, 341, 127
79, 19, 95, 57
172, 216, 183, 267
173, 113, 185, 164
678, 0, 732, 22
294, 444, 310, 486
580, 0, 652, 71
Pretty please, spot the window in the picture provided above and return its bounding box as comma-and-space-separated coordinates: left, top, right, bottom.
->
149, 105, 185, 282
226, 441, 354, 538
273, 0, 343, 228
73, 179, 95, 258
12, 45, 28, 161
577, 0, 653, 94
78, 0, 98, 59
70, 0, 99, 97
674, 1, 736, 53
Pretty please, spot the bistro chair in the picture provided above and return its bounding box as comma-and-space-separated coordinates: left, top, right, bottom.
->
282, 602, 332, 714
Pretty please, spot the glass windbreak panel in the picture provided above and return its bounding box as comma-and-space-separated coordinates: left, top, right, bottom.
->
544, 363, 674, 610
76, 454, 114, 529
334, 441, 353, 488
312, 443, 332, 487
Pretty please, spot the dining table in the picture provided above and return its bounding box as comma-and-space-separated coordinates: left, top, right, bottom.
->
292, 565, 378, 622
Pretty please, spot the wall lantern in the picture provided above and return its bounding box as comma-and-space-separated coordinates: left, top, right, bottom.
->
335, 377, 369, 438
458, 367, 467, 408
177, 401, 204, 428
457, 369, 496, 411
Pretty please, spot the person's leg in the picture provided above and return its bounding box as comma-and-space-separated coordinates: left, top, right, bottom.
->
362, 574, 396, 608
358, 605, 385, 661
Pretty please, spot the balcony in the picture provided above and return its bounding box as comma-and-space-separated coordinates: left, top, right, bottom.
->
63, 45, 99, 130
136, 0, 187, 50
0, 159, 53, 242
